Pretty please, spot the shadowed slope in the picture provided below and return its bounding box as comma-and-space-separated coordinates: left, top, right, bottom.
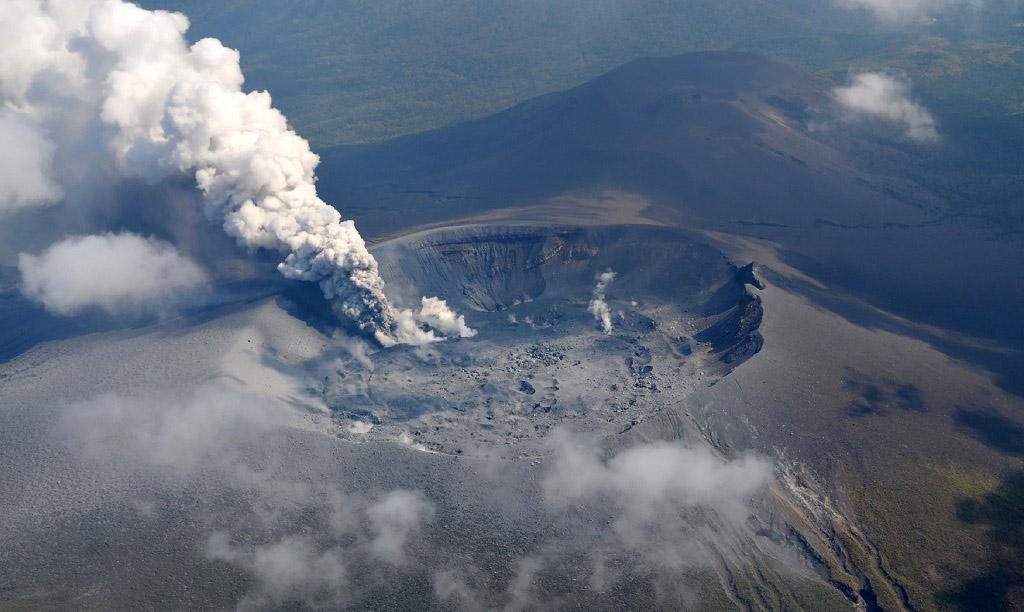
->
320, 51, 1024, 355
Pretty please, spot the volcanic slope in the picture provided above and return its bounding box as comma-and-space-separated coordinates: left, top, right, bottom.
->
1, 227, 863, 611
1, 217, 1017, 610
1, 51, 1022, 611
321, 51, 1024, 351
315, 51, 1024, 610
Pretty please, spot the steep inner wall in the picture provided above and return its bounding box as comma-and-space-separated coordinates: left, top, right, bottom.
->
374, 224, 748, 313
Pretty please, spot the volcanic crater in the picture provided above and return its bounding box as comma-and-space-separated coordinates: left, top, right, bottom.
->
322, 224, 765, 453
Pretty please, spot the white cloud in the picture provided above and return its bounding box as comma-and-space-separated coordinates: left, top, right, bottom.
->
432, 568, 484, 610
18, 232, 208, 316
0, 108, 62, 212
543, 430, 772, 572
62, 384, 436, 608
832, 72, 939, 142
505, 556, 544, 612
430, 429, 774, 608
836, 0, 981, 22
432, 556, 545, 612
207, 488, 433, 609
60, 384, 286, 476
544, 431, 771, 522
207, 533, 348, 611
365, 489, 436, 565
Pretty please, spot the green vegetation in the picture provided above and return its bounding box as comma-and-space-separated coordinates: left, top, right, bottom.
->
138, 2, 1024, 230
816, 35, 1024, 230
139, 0, 874, 146
140, 2, 1024, 151
851, 461, 1005, 611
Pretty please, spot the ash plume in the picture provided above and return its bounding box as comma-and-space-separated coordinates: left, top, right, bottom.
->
0, 109, 62, 212
0, 0, 472, 346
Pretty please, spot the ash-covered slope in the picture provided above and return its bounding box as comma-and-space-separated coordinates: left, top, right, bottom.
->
0, 245, 842, 611
312, 51, 1024, 610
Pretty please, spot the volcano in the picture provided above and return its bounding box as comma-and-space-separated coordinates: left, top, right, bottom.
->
1, 51, 1022, 611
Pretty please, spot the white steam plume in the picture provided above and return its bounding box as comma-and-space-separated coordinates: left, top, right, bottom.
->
0, 0, 472, 346
587, 270, 617, 334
